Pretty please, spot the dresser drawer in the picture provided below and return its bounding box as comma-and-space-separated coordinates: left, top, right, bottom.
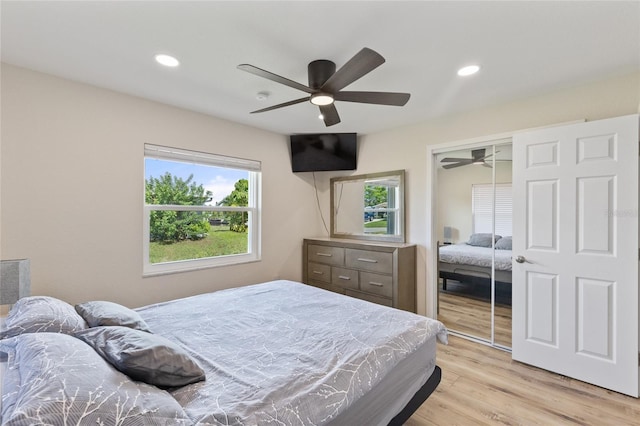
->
303, 239, 416, 313
307, 262, 331, 283
359, 271, 393, 298
332, 267, 359, 290
308, 244, 344, 266
345, 249, 393, 274
345, 289, 393, 307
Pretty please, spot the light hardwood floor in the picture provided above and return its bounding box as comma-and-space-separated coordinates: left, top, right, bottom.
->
406, 335, 640, 425
438, 291, 512, 347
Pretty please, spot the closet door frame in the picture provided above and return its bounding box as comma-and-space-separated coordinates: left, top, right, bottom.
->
428, 138, 510, 347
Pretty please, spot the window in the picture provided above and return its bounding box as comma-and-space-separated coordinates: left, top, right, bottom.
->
472, 183, 512, 237
143, 144, 261, 276
363, 179, 400, 235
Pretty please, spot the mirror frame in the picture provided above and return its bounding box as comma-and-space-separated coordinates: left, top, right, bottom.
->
330, 170, 405, 242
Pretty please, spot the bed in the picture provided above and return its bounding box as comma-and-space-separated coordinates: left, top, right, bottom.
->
438, 235, 512, 303
0, 279, 447, 425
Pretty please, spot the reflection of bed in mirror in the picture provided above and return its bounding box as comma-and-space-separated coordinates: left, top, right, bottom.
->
438, 238, 512, 304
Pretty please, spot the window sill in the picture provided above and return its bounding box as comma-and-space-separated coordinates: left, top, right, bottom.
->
143, 253, 260, 277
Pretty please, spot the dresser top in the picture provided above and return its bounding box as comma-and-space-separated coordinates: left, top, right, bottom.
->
304, 237, 416, 249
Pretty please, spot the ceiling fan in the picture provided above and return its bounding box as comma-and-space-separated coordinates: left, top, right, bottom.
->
440, 148, 498, 169
237, 48, 410, 127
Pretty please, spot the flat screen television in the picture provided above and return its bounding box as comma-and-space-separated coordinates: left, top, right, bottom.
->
290, 133, 357, 172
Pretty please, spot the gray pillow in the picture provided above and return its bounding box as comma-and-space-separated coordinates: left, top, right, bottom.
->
495, 236, 512, 250
0, 296, 88, 339
75, 300, 151, 332
0, 332, 191, 424
467, 233, 502, 248
75, 326, 206, 388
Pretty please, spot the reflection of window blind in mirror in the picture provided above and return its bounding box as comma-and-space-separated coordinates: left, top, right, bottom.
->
472, 183, 512, 237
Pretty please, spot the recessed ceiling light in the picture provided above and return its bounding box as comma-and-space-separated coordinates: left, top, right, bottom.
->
457, 65, 480, 77
155, 54, 180, 67
256, 91, 270, 101
318, 114, 324, 120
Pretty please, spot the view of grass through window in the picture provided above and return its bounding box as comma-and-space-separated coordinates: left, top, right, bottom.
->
149, 222, 248, 264
145, 158, 250, 264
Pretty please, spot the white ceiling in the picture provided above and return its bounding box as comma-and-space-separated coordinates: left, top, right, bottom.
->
2, 1, 639, 136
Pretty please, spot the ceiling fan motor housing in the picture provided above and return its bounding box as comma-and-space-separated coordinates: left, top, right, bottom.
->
308, 60, 336, 89
472, 149, 486, 161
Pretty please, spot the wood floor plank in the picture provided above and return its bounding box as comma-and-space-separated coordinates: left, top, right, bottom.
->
408, 336, 640, 425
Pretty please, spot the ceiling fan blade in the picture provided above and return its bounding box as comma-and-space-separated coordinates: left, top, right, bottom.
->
319, 104, 341, 127
250, 97, 309, 114
238, 64, 314, 94
440, 157, 473, 162
321, 48, 385, 93
334, 91, 410, 106
443, 160, 473, 169
482, 162, 493, 168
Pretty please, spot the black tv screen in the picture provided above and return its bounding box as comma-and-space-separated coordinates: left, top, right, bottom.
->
290, 133, 357, 172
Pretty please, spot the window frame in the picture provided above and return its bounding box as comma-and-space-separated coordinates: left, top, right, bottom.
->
143, 144, 261, 277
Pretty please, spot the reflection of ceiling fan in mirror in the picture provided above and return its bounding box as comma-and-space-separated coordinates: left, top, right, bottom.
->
440, 148, 506, 169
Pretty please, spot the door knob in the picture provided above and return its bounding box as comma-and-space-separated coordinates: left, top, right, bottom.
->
515, 255, 526, 264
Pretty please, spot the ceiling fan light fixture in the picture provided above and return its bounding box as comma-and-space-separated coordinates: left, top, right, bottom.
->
310, 93, 334, 106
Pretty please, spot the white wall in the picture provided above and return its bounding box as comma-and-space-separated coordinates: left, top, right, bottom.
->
0, 64, 327, 307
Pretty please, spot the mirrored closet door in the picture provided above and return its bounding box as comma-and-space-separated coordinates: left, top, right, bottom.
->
435, 142, 512, 349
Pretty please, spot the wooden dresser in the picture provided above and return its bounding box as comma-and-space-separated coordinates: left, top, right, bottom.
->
302, 238, 416, 312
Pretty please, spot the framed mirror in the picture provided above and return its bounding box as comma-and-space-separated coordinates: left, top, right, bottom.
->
330, 170, 405, 242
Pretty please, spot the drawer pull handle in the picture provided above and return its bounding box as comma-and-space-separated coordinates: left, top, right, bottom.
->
338, 275, 351, 280
312, 270, 324, 275
368, 281, 384, 287
357, 258, 378, 263
316, 252, 333, 257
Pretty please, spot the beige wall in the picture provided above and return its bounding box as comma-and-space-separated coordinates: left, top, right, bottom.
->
0, 64, 328, 307
329, 71, 640, 315
2, 63, 639, 316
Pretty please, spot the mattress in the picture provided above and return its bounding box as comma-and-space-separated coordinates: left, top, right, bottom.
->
328, 328, 438, 426
136, 280, 447, 425
439, 243, 512, 271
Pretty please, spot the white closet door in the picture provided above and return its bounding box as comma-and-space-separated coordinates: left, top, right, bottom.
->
512, 114, 639, 397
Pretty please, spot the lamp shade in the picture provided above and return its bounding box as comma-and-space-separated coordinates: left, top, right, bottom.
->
443, 226, 453, 243
1, 259, 31, 305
